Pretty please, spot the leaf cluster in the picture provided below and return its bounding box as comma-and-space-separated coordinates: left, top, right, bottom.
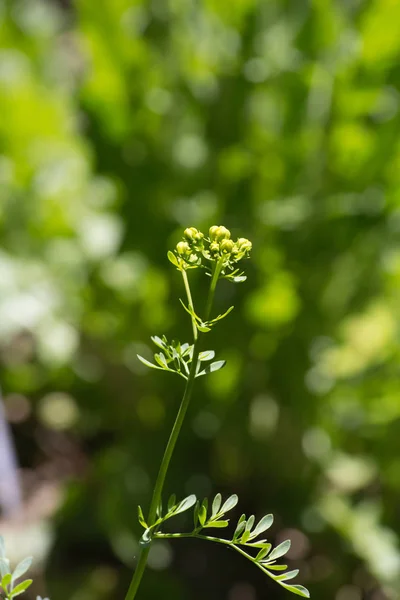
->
137, 494, 310, 598
137, 335, 225, 379
0, 538, 33, 600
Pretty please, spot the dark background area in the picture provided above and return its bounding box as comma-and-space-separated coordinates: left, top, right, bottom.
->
1, 0, 400, 599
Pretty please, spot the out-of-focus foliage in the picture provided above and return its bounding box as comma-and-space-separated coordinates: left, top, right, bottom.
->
1, 0, 400, 598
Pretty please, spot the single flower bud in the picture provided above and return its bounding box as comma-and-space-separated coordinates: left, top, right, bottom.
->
220, 239, 234, 253
210, 241, 220, 254
176, 241, 190, 255
215, 226, 231, 241
209, 225, 219, 241
236, 238, 252, 252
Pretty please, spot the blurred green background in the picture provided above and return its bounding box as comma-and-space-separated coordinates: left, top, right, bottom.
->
1, 0, 400, 598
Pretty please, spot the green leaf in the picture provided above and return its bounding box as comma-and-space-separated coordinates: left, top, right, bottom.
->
267, 540, 291, 561
167, 250, 180, 268
280, 584, 310, 598
249, 514, 274, 540
0, 537, 5, 559
2, 572, 11, 588
137, 354, 163, 371
220, 494, 238, 514
199, 350, 215, 362
203, 520, 229, 528
241, 530, 251, 544
151, 336, 166, 349
198, 499, 208, 526
233, 515, 246, 540
276, 569, 299, 581
211, 306, 234, 323
173, 494, 197, 515
245, 515, 255, 532
264, 564, 288, 571
167, 494, 176, 512
211, 493, 222, 516
156, 499, 163, 519
255, 545, 272, 561
193, 500, 200, 528
196, 360, 226, 377
137, 505, 147, 529
10, 579, 32, 597
179, 299, 200, 322
0, 557, 10, 579
197, 324, 211, 333
12, 557, 33, 584
154, 352, 168, 368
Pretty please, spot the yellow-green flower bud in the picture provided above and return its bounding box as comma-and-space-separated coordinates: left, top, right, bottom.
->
176, 241, 190, 255
215, 226, 231, 241
184, 227, 203, 242
210, 241, 220, 254
209, 225, 219, 241
220, 239, 234, 253
237, 237, 252, 252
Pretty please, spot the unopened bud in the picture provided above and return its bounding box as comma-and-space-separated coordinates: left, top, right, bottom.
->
220, 239, 234, 253
237, 238, 252, 252
209, 225, 219, 241
210, 241, 220, 254
176, 241, 190, 255
215, 226, 231, 241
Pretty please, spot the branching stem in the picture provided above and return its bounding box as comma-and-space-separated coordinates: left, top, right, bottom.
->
124, 260, 223, 600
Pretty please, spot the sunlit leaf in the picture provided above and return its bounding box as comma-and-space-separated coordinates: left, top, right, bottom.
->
212, 493, 222, 516
173, 494, 197, 515
9, 579, 32, 597
267, 540, 291, 561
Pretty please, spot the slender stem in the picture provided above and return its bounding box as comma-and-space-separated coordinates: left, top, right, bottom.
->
124, 261, 221, 600
181, 269, 197, 341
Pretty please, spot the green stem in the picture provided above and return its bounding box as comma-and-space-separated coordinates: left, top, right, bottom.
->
124, 261, 222, 600
181, 269, 197, 341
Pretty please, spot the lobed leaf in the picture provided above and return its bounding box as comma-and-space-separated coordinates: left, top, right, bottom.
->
249, 514, 274, 540
10, 579, 33, 598
0, 557, 10, 578
2, 572, 12, 588
167, 494, 176, 512
220, 494, 238, 514
255, 545, 272, 561
267, 540, 291, 561
281, 584, 310, 598
173, 494, 197, 516
137, 355, 164, 371
203, 520, 229, 529
167, 250, 180, 268
196, 360, 226, 377
275, 569, 299, 582
199, 350, 215, 362
137, 505, 147, 529
233, 515, 246, 541
211, 493, 222, 517
12, 557, 33, 585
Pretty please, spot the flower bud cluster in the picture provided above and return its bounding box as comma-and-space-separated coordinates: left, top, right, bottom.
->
208, 226, 252, 263
170, 225, 251, 275
174, 227, 204, 269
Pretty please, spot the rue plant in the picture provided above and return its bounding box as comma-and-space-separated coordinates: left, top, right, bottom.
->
130, 226, 310, 599
0, 226, 310, 600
